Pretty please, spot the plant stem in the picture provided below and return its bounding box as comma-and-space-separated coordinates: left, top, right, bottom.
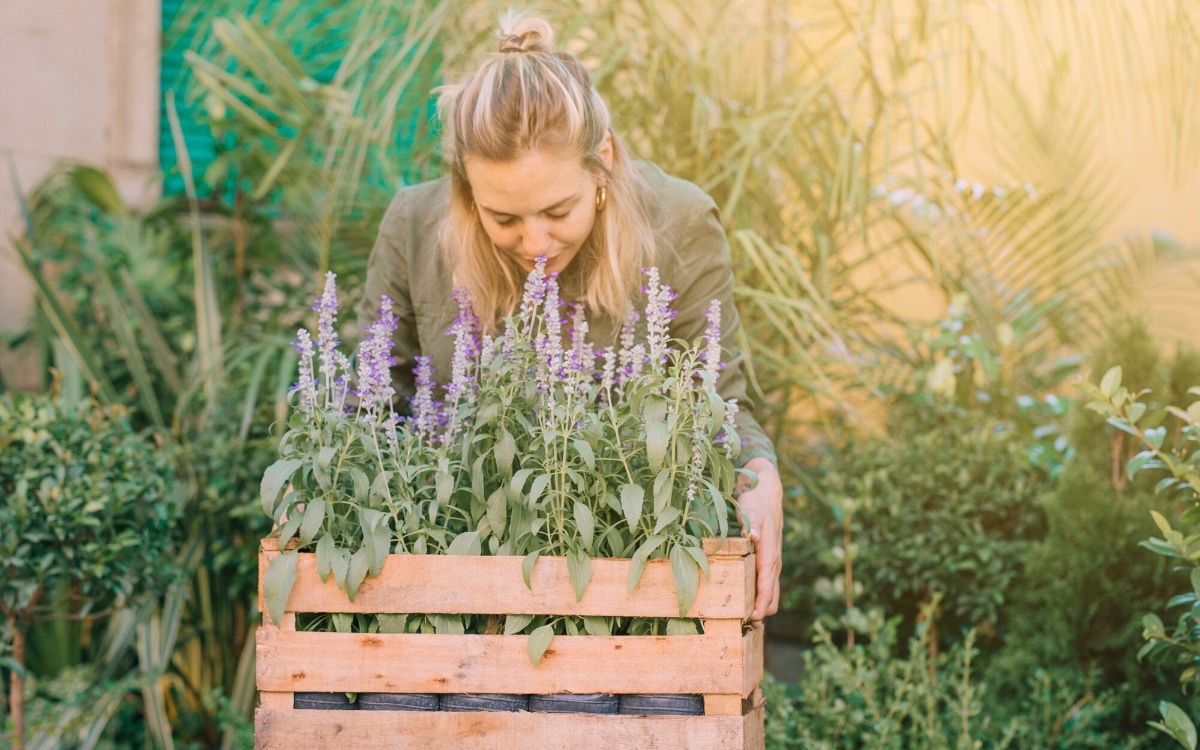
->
9, 620, 25, 750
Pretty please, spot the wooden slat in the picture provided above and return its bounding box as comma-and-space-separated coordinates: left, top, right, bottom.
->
743, 703, 765, 750
258, 548, 754, 619
703, 694, 742, 716
254, 708, 755, 750
742, 623, 765, 697
259, 693, 292, 709
256, 629, 748, 695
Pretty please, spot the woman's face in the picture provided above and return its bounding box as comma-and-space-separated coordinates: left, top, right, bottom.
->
464, 137, 612, 276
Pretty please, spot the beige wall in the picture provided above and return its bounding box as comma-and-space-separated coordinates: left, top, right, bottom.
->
0, 0, 161, 390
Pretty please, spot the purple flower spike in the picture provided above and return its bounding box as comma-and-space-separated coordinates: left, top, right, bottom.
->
703, 299, 723, 385
410, 355, 438, 439
642, 267, 675, 366
293, 328, 317, 410
313, 272, 341, 405
357, 295, 399, 417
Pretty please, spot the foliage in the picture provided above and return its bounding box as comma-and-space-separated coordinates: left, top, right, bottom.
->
760, 603, 1130, 750
784, 300, 1058, 640
0, 390, 182, 749
984, 318, 1199, 741
262, 264, 740, 660
1084, 359, 1200, 748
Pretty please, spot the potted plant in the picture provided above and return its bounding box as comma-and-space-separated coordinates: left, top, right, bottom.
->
260, 261, 748, 717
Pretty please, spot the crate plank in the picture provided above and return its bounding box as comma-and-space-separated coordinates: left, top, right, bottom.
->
254, 706, 762, 750
264, 536, 752, 557
258, 546, 754, 621
256, 629, 752, 695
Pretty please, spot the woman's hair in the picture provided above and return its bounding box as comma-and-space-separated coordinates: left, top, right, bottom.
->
436, 11, 656, 331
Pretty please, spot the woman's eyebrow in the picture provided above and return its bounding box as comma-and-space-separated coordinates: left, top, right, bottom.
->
482, 195, 579, 217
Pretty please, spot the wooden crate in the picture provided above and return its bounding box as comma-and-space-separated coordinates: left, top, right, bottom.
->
255, 536, 765, 749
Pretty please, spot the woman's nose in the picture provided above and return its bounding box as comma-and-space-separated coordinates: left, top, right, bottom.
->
522, 224, 552, 255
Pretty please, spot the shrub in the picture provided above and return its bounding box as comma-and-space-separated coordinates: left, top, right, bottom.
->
0, 388, 182, 749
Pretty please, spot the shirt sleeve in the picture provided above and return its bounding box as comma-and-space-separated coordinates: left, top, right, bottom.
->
357, 192, 421, 415
667, 196, 778, 468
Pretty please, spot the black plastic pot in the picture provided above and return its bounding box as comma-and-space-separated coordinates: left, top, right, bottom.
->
293, 691, 357, 710
528, 693, 618, 714
440, 693, 529, 712
617, 693, 704, 715
357, 692, 440, 711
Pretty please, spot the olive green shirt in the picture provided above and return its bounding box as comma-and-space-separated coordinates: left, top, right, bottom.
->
358, 161, 777, 467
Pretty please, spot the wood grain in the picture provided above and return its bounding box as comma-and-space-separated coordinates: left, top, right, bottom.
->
254, 706, 764, 750
257, 546, 754, 620
256, 628, 754, 695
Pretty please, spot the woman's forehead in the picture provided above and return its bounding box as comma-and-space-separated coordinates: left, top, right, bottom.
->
465, 150, 589, 213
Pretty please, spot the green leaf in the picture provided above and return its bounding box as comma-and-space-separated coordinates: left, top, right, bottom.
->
71, 166, 129, 216
378, 614, 408, 634
522, 551, 541, 590
621, 483, 645, 531
528, 624, 555, 666
277, 512, 303, 550
346, 547, 369, 600
573, 438, 596, 470
582, 616, 610, 637
510, 467, 535, 496
1155, 701, 1198, 750
1152, 511, 1174, 537
261, 459, 302, 518
666, 618, 699, 636
432, 614, 465, 635
647, 421, 669, 472
299, 497, 326, 545
263, 550, 298, 627
361, 508, 391, 576
529, 474, 552, 506
653, 507, 682, 535
435, 469, 453, 504
331, 548, 350, 590
495, 429, 517, 475
684, 545, 711, 579
1128, 451, 1164, 480
1146, 426, 1168, 450
1099, 366, 1122, 398
1106, 417, 1140, 437
487, 489, 507, 541
574, 502, 595, 549
628, 535, 667, 593
315, 534, 335, 583
653, 469, 673, 514
567, 546, 592, 602
317, 446, 337, 471
447, 530, 482, 556
505, 614, 533, 635
669, 544, 700, 617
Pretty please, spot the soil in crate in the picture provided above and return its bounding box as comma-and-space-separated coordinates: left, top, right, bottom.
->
439, 693, 529, 712
528, 693, 619, 714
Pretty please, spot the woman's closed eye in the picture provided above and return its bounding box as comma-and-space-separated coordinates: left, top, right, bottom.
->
496, 210, 570, 227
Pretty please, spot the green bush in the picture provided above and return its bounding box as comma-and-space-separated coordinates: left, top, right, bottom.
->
984, 317, 1199, 740
0, 389, 183, 747
762, 604, 1129, 750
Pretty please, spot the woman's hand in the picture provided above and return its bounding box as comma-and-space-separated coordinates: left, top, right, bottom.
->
736, 457, 784, 621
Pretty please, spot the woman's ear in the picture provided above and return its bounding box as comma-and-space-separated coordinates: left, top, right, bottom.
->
599, 130, 614, 172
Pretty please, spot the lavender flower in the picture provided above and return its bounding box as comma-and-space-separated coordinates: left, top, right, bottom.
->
446, 288, 481, 410
356, 295, 399, 417
642, 267, 676, 366
410, 355, 438, 439
292, 328, 317, 410
702, 299, 723, 386
599, 346, 617, 398
313, 272, 341, 407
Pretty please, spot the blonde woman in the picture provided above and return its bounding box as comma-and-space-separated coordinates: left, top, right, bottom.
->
359, 13, 783, 621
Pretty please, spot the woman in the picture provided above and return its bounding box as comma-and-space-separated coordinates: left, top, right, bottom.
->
359, 13, 782, 620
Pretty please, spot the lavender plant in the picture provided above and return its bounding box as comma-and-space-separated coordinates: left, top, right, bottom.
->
260, 262, 744, 661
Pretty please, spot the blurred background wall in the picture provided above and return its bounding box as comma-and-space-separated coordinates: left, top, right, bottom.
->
0, 0, 161, 390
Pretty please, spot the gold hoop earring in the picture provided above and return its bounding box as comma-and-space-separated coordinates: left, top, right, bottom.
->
595, 185, 607, 212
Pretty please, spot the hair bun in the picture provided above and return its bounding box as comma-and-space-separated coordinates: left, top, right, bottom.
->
497, 12, 554, 53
